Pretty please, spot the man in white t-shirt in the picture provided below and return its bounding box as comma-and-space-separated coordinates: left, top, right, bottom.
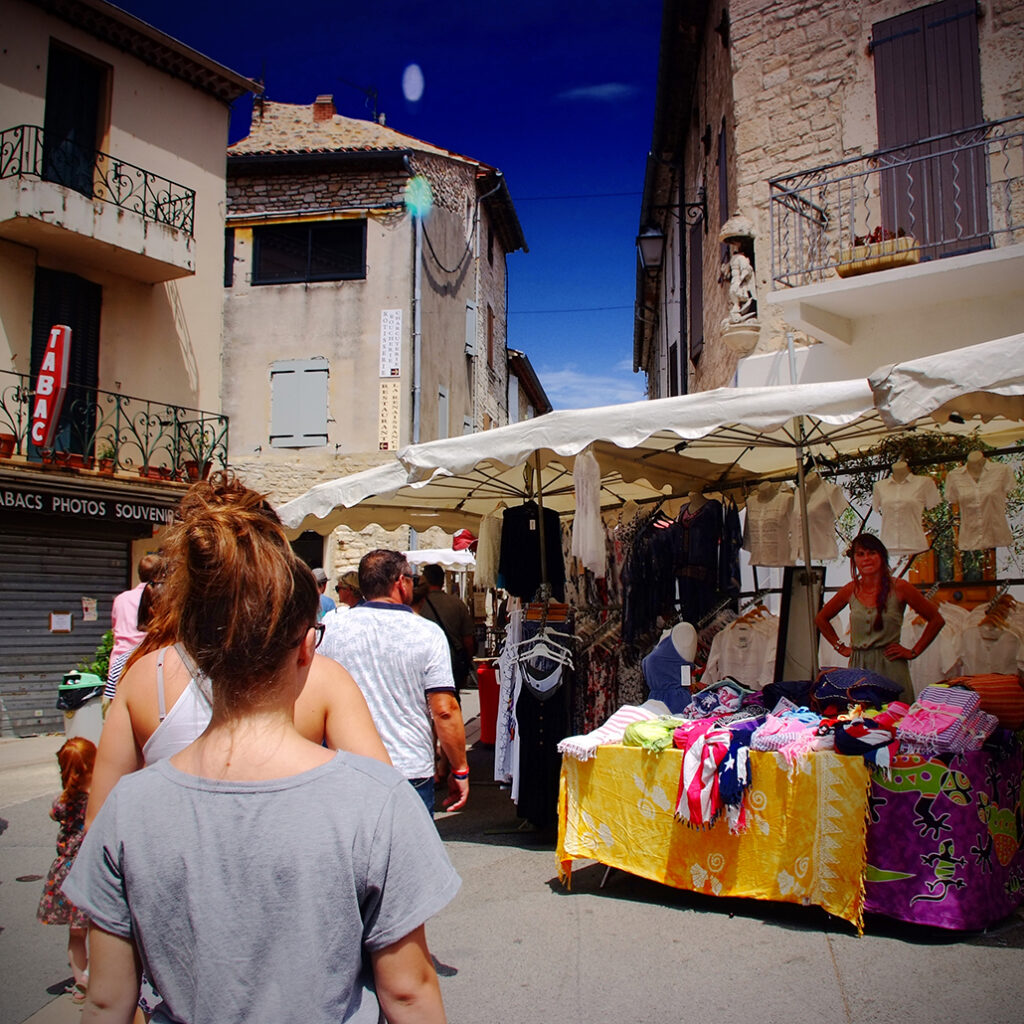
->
320, 549, 469, 816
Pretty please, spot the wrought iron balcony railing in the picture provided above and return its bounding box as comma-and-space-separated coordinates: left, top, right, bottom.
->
0, 124, 195, 236
0, 369, 227, 481
770, 115, 1024, 288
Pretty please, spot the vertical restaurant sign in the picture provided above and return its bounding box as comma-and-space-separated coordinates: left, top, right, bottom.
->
31, 325, 72, 448
378, 379, 401, 450
379, 309, 402, 377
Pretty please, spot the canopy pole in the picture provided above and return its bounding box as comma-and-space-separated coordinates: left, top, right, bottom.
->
534, 449, 551, 600
789, 333, 819, 678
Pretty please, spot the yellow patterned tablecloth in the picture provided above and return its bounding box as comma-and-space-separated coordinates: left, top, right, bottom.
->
558, 745, 872, 931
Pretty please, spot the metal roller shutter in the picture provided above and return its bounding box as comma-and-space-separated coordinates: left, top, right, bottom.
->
0, 524, 129, 735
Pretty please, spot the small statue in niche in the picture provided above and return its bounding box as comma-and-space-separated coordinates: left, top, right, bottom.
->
718, 213, 760, 354
718, 214, 758, 325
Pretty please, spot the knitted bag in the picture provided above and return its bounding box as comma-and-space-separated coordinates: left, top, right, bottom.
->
812, 666, 903, 713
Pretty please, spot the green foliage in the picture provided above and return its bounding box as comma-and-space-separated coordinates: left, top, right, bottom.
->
78, 629, 114, 679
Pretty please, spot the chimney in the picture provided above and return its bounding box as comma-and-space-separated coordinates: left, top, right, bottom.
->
313, 94, 336, 122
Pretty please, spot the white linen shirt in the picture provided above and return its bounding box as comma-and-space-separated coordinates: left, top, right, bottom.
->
944, 461, 1014, 550
872, 473, 941, 556
320, 602, 455, 778
743, 488, 794, 566
789, 480, 849, 562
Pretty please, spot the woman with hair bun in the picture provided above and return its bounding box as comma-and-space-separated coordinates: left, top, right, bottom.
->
815, 532, 944, 701
65, 489, 459, 1023
87, 473, 388, 830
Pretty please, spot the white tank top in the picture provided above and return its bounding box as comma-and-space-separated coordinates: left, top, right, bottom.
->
142, 645, 213, 764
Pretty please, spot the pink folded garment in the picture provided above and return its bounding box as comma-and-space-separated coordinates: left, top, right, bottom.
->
897, 685, 980, 754
557, 704, 658, 761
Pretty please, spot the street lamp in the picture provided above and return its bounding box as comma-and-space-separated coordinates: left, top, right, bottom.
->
636, 226, 666, 271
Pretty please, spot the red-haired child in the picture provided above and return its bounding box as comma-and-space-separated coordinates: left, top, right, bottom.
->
37, 736, 96, 1002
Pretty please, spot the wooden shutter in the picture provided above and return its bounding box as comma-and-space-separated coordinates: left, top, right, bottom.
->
872, 0, 987, 256
269, 358, 329, 447
688, 219, 704, 364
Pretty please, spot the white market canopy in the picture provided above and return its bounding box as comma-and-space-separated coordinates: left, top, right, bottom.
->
404, 548, 476, 570
277, 335, 1024, 538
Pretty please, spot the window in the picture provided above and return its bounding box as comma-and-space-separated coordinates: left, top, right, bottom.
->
508, 375, 519, 424
717, 119, 729, 226
668, 341, 680, 397
486, 305, 495, 366
465, 302, 477, 355
688, 220, 704, 364
462, 416, 474, 435
269, 358, 328, 447
487, 224, 494, 265
31, 268, 101, 456
872, 0, 986, 256
252, 221, 365, 285
224, 228, 235, 287
43, 42, 109, 198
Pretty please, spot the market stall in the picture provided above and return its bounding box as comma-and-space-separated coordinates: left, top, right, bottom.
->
557, 738, 1024, 934
278, 336, 1024, 927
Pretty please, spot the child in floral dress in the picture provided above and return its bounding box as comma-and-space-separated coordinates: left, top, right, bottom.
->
37, 736, 96, 1002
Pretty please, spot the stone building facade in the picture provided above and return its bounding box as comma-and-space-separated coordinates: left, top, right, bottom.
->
223, 97, 528, 574
636, 0, 1024, 395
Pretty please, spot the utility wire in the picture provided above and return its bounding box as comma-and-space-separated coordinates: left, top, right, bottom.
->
514, 191, 642, 201
510, 305, 633, 314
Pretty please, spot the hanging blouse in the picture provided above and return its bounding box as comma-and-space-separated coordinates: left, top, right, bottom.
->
474, 511, 503, 589
571, 449, 605, 574
789, 479, 849, 562
960, 622, 1024, 675
702, 615, 778, 688
743, 487, 794, 566
944, 460, 1014, 550
872, 473, 941, 556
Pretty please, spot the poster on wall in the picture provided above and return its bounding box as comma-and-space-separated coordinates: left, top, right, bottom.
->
379, 309, 402, 377
378, 380, 401, 450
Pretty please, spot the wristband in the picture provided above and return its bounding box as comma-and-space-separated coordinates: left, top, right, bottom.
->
450, 769, 470, 780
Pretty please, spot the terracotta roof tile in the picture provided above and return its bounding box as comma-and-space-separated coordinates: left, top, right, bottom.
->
228, 101, 483, 164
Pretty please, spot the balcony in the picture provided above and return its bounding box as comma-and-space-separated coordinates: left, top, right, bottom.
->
0, 125, 196, 282
0, 369, 228, 483
764, 116, 1024, 356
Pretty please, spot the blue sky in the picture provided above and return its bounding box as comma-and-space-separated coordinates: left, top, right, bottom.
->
116, 0, 662, 408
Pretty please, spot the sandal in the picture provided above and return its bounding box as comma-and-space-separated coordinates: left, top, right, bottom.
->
65, 983, 86, 1003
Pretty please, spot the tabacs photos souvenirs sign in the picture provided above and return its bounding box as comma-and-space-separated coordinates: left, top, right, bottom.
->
31, 325, 72, 448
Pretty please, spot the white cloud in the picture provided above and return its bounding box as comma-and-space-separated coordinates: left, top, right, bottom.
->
538, 359, 647, 410
556, 82, 640, 103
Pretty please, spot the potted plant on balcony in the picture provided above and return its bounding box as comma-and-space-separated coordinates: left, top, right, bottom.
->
836, 226, 919, 278
67, 451, 94, 470
0, 432, 15, 458
97, 441, 116, 475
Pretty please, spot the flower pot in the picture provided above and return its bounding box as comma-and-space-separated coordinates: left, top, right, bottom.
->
67, 453, 94, 470
183, 459, 213, 482
0, 433, 15, 458
97, 457, 115, 475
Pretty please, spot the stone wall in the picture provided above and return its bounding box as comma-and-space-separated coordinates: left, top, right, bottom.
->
684, 0, 739, 392
227, 164, 407, 214
680, 0, 1024, 385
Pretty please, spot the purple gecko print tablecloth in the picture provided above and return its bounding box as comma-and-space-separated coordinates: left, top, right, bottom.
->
864, 736, 1024, 930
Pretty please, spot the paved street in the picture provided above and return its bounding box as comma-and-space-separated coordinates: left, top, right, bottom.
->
3, 697, 1023, 1023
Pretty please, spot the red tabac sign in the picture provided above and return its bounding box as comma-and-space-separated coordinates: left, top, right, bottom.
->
31, 325, 72, 448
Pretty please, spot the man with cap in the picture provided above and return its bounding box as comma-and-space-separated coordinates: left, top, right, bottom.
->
312, 567, 336, 621
335, 571, 362, 609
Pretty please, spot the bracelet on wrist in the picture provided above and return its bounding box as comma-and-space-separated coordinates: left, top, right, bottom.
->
450, 769, 470, 780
